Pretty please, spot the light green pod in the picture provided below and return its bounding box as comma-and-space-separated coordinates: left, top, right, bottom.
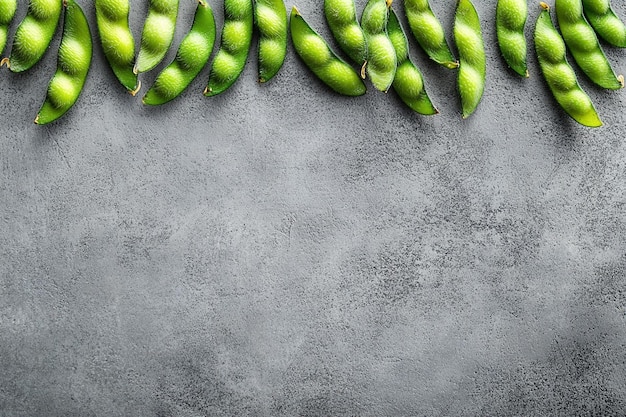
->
582, 0, 626, 47
35, 0, 92, 124
555, 0, 623, 89
143, 0, 215, 105
290, 6, 366, 96
404, 0, 458, 69
496, 0, 528, 77
255, 0, 287, 82
0, 0, 18, 56
361, 0, 396, 92
388, 8, 437, 115
535, 3, 601, 127
324, 0, 367, 66
454, 0, 485, 118
203, 0, 253, 96
4, 0, 63, 72
95, 0, 139, 94
135, 0, 179, 74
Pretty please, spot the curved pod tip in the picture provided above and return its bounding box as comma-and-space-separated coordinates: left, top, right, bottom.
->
129, 81, 142, 96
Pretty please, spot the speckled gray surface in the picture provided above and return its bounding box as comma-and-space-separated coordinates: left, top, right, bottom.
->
1, 0, 626, 416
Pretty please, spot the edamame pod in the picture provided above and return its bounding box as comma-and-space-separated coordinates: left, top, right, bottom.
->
582, 0, 626, 47
95, 0, 139, 94
361, 0, 396, 92
388, 7, 437, 115
0, 0, 17, 56
35, 0, 92, 125
555, 0, 623, 90
143, 0, 216, 105
404, 0, 458, 69
496, 0, 528, 77
204, 0, 254, 96
290, 6, 366, 96
324, 0, 367, 66
135, 0, 179, 74
454, 0, 485, 118
256, 0, 288, 82
534, 2, 602, 127
3, 0, 63, 72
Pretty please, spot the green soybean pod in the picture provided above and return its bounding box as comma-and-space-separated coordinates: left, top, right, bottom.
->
203, 0, 253, 96
3, 0, 63, 72
454, 0, 485, 118
555, 0, 623, 90
496, 0, 528, 77
95, 0, 139, 94
143, 0, 216, 105
582, 0, 626, 47
0, 0, 17, 56
361, 0, 396, 92
387, 7, 437, 115
535, 2, 601, 127
324, 0, 367, 66
135, 0, 180, 74
35, 0, 91, 125
256, 0, 288, 82
290, 6, 366, 96
404, 0, 458, 69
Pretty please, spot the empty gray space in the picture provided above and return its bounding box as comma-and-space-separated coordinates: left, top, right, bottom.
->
1, 0, 625, 415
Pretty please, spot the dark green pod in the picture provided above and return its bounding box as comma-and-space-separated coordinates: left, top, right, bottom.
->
454, 0, 486, 118
135, 0, 180, 74
95, 0, 138, 94
404, 0, 458, 69
255, 0, 288, 83
535, 2, 602, 127
35, 0, 92, 124
582, 0, 626, 47
388, 8, 437, 115
143, 0, 216, 105
324, 0, 367, 66
290, 6, 366, 96
5, 0, 63, 72
361, 0, 397, 92
555, 0, 623, 90
204, 0, 254, 96
496, 0, 529, 77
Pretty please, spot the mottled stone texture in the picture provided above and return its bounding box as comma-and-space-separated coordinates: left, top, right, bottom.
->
1, 1, 625, 416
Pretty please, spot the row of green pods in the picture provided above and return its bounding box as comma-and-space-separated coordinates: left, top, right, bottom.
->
0, 0, 624, 126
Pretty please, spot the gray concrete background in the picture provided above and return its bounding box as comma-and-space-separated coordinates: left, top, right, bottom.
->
1, 0, 626, 415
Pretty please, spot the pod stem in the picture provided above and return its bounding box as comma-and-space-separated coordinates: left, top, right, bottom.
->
128, 80, 142, 96
539, 2, 549, 11
0, 58, 9, 68
618, 75, 625, 88
360, 61, 367, 79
